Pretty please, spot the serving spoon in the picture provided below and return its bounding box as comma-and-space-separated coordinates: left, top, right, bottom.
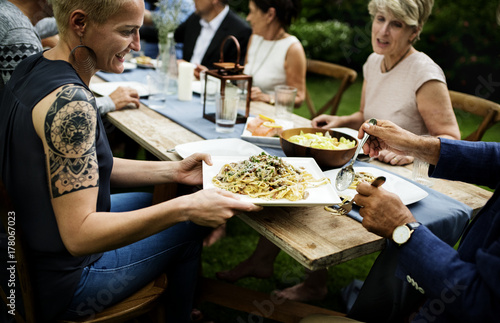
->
335, 118, 377, 191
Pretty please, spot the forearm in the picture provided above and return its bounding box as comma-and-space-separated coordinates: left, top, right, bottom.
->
110, 157, 179, 187
58, 196, 189, 256
340, 111, 365, 129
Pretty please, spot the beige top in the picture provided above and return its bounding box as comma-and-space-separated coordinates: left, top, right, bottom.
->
363, 52, 446, 135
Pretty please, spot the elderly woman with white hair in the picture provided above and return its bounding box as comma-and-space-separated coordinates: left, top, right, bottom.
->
312, 0, 460, 166
0, 0, 262, 321
217, 0, 460, 306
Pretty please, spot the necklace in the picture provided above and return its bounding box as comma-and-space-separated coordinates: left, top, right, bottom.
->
248, 31, 286, 77
383, 47, 411, 72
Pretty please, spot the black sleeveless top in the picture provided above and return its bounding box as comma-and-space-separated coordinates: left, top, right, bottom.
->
0, 52, 112, 321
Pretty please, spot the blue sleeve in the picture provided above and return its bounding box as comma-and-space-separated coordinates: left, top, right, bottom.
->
396, 225, 500, 321
432, 138, 500, 189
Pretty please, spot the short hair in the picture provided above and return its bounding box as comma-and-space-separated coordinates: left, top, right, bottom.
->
48, 0, 133, 37
252, 0, 301, 30
368, 0, 434, 42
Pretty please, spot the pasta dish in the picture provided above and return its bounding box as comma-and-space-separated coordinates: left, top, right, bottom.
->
348, 171, 376, 189
212, 153, 330, 201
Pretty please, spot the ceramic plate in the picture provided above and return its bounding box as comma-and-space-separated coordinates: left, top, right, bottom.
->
90, 81, 149, 98
203, 156, 341, 206
123, 61, 137, 71
240, 117, 295, 148
130, 58, 157, 69
174, 138, 265, 159
323, 166, 428, 205
331, 127, 360, 142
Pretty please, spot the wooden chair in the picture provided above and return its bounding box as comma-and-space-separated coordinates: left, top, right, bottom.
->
0, 180, 168, 323
449, 90, 500, 141
305, 59, 357, 118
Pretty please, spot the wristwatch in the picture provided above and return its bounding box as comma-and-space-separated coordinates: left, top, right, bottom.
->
392, 222, 421, 245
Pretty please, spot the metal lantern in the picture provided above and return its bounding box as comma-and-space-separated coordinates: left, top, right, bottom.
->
202, 35, 252, 123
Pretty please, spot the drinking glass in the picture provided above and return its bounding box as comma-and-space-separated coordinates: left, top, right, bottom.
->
274, 85, 297, 120
215, 93, 239, 133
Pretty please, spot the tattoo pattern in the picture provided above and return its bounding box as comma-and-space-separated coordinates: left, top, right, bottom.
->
45, 85, 99, 198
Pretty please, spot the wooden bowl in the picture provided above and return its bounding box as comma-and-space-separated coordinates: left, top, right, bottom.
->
280, 128, 358, 169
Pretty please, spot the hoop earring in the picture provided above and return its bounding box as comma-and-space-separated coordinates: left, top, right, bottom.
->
69, 38, 97, 76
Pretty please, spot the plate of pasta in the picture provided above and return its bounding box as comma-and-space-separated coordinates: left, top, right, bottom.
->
323, 166, 428, 205
203, 153, 341, 206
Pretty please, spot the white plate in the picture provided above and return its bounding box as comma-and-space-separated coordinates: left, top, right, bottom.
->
123, 61, 137, 71
130, 58, 157, 69
323, 166, 428, 205
204, 156, 341, 206
240, 117, 295, 148
331, 127, 359, 142
174, 138, 265, 159
90, 81, 149, 97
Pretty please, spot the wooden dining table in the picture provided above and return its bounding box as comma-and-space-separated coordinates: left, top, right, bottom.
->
94, 73, 493, 320
98, 74, 492, 270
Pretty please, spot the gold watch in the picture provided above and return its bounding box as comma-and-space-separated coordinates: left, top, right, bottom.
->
392, 222, 421, 245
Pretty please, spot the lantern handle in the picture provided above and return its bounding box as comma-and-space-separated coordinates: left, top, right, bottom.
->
219, 35, 241, 68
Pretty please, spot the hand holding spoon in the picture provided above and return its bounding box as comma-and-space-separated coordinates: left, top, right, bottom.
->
335, 118, 377, 191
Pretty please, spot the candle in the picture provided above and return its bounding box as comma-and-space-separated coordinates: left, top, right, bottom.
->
178, 62, 194, 101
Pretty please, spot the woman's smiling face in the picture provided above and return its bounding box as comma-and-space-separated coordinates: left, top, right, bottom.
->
84, 0, 144, 73
371, 10, 417, 59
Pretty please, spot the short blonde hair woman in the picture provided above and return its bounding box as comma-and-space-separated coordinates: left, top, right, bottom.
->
1, 0, 261, 321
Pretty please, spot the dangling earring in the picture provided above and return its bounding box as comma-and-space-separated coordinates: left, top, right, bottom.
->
69, 36, 97, 76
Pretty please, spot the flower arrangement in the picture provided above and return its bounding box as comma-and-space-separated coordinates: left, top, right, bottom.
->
152, 0, 191, 44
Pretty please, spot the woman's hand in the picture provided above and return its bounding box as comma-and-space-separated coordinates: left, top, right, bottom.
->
311, 114, 340, 129
375, 150, 414, 166
174, 153, 211, 186
250, 86, 272, 104
177, 188, 263, 228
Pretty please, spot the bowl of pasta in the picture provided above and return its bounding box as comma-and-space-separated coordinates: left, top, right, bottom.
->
280, 127, 358, 169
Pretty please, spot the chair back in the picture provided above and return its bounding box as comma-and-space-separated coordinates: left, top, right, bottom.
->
305, 59, 357, 118
449, 90, 500, 141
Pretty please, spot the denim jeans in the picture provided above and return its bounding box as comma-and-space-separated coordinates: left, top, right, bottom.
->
63, 192, 209, 322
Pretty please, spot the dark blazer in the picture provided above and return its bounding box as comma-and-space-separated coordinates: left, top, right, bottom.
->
174, 9, 252, 69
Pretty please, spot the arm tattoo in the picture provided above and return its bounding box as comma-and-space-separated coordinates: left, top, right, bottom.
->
44, 85, 99, 198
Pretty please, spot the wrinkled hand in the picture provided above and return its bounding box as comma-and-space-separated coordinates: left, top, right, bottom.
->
175, 153, 211, 186
353, 181, 415, 238
179, 188, 263, 228
311, 114, 341, 129
360, 120, 418, 157
109, 86, 140, 110
375, 150, 414, 166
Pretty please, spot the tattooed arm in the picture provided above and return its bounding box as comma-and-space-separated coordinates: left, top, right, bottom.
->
31, 85, 261, 256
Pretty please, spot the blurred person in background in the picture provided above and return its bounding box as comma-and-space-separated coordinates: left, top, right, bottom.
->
243, 0, 306, 107
174, 0, 252, 79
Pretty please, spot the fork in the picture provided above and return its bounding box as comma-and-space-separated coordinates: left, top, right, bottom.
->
337, 176, 386, 215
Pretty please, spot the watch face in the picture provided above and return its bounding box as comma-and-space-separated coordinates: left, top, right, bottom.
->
393, 225, 411, 244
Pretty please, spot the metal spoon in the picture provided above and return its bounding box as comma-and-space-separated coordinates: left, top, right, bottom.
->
335, 118, 377, 191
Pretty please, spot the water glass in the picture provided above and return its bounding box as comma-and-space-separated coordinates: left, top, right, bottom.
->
274, 85, 297, 120
215, 93, 239, 133
147, 72, 166, 108
412, 158, 434, 187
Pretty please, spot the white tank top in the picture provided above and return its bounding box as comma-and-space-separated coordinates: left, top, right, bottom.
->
244, 34, 300, 94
